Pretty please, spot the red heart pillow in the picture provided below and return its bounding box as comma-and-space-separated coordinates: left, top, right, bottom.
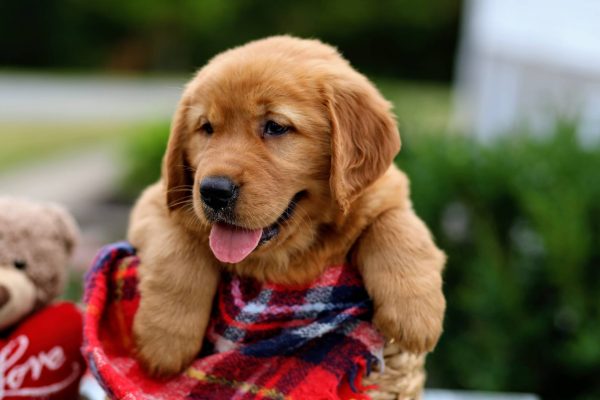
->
0, 302, 85, 400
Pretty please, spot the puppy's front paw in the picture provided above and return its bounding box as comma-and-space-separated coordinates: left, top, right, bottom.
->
133, 317, 202, 377
373, 291, 445, 353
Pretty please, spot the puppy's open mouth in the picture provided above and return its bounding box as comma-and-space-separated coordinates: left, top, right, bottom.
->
208, 191, 306, 264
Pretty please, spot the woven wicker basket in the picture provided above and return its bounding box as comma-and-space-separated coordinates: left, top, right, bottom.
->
365, 341, 427, 400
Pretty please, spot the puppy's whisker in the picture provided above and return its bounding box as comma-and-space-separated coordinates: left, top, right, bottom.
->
167, 184, 194, 190
167, 195, 192, 204
184, 211, 202, 228
166, 188, 195, 194
179, 203, 204, 229
168, 197, 194, 209
165, 186, 195, 199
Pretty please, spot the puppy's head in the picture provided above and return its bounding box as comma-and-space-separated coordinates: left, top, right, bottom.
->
164, 36, 399, 266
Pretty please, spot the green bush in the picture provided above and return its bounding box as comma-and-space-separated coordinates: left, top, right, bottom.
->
122, 119, 600, 398
120, 121, 170, 199
397, 127, 600, 400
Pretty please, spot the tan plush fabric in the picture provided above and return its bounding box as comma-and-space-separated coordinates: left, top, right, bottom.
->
0, 197, 79, 328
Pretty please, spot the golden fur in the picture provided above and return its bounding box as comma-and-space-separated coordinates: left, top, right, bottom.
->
128, 36, 446, 376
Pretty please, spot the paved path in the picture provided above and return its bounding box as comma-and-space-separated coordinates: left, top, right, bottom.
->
0, 73, 186, 122
0, 145, 120, 209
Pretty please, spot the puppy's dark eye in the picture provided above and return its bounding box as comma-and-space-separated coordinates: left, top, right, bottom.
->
13, 260, 26, 270
200, 122, 214, 134
264, 120, 289, 136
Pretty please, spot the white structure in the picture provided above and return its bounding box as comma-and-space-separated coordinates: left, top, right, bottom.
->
454, 0, 600, 142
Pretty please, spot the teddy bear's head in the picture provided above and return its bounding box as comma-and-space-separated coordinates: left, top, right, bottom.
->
0, 197, 79, 330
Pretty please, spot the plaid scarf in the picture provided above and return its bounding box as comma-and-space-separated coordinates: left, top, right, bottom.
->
83, 242, 384, 400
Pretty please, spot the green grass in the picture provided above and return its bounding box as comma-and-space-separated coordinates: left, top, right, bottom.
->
0, 121, 143, 171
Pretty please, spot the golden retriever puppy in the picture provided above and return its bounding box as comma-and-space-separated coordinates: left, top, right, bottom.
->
128, 36, 446, 377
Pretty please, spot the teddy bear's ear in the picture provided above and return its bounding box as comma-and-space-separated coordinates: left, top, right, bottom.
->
47, 204, 80, 256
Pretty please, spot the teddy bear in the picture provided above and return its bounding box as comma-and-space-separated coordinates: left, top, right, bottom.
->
0, 197, 86, 400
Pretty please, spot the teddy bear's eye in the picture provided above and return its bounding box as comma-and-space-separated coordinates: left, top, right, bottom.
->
13, 260, 27, 270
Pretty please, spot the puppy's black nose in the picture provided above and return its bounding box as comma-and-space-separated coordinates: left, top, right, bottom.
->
200, 176, 238, 211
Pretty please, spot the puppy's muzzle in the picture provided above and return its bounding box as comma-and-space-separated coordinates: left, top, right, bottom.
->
200, 176, 239, 215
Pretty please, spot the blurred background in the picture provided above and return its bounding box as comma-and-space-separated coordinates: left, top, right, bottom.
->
1, 0, 599, 399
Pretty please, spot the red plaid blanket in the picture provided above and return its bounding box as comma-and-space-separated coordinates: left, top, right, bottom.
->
83, 242, 384, 400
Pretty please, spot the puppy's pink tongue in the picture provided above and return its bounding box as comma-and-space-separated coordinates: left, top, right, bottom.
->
209, 223, 263, 263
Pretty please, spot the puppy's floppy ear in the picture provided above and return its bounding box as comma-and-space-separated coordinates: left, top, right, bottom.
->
163, 99, 195, 211
327, 74, 401, 213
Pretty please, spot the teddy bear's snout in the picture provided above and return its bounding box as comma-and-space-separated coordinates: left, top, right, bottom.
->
0, 267, 38, 330
0, 284, 10, 308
